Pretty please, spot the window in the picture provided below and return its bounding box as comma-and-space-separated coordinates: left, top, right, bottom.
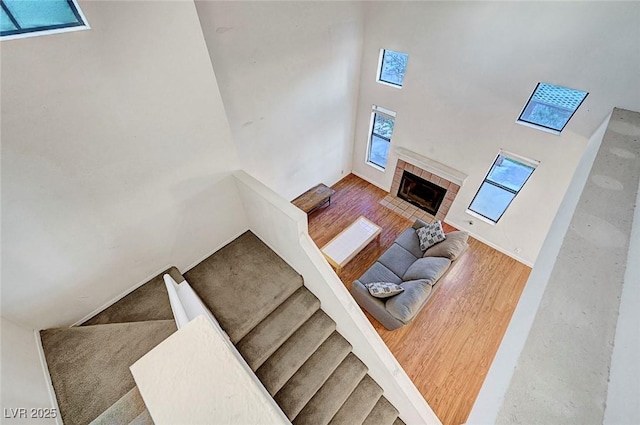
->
377, 49, 408, 88
517, 82, 588, 134
1, 0, 88, 40
468, 151, 538, 224
366, 106, 396, 170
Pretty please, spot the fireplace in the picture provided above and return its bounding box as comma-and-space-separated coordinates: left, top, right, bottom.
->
398, 171, 447, 215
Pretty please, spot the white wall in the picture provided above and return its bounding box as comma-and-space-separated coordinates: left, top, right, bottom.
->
352, 2, 640, 265
195, 1, 364, 200
1, 0, 247, 330
1, 317, 56, 425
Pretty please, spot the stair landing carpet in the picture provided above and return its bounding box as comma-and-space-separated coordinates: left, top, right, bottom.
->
40, 320, 176, 425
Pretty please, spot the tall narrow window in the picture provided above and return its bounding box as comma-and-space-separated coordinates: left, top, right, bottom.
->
366, 106, 396, 170
377, 49, 409, 88
1, 0, 88, 40
468, 151, 538, 223
517, 82, 588, 134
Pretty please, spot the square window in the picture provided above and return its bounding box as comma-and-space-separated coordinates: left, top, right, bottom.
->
1, 0, 88, 40
377, 49, 409, 88
468, 152, 537, 223
517, 82, 588, 134
366, 106, 396, 170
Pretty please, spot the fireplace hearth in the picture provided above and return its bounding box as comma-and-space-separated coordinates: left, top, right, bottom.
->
398, 171, 447, 215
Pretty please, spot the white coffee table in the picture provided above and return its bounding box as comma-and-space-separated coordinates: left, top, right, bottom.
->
321, 216, 382, 273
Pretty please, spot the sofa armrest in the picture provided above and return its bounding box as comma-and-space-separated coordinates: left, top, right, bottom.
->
350, 280, 405, 330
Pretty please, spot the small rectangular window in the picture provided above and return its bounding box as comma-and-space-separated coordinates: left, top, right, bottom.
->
468, 151, 538, 223
377, 49, 408, 88
366, 106, 396, 170
1, 0, 88, 40
517, 82, 588, 134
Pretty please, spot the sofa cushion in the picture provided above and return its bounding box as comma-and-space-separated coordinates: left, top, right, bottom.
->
385, 279, 432, 323
402, 257, 451, 284
394, 228, 424, 258
423, 230, 470, 261
378, 244, 418, 278
364, 282, 404, 298
416, 221, 446, 251
358, 262, 403, 285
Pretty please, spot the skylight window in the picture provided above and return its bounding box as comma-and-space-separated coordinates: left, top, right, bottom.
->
517, 82, 588, 134
468, 151, 538, 224
1, 0, 88, 40
377, 49, 409, 88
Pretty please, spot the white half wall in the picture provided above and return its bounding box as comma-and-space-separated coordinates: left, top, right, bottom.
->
352, 2, 640, 265
1, 0, 247, 330
195, 1, 364, 200
1, 317, 56, 425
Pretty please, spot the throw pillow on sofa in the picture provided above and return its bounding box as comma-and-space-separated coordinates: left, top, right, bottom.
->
364, 282, 404, 298
416, 221, 446, 251
423, 230, 469, 261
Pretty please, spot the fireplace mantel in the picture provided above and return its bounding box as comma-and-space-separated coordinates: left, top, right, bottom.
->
395, 147, 467, 186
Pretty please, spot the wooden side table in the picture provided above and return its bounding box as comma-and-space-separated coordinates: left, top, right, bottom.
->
291, 183, 336, 214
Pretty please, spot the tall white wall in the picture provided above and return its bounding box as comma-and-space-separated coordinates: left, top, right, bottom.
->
1, 317, 56, 424
1, 0, 247, 330
352, 2, 640, 265
195, 1, 364, 199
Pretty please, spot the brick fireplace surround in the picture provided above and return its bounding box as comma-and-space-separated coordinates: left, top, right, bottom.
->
381, 159, 461, 222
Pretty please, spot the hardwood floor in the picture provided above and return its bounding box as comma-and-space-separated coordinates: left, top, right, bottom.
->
307, 174, 531, 425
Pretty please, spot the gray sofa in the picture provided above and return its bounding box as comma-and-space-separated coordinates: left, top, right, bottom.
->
351, 219, 469, 330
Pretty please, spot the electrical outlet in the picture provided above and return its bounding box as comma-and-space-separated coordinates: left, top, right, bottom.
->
514, 247, 522, 254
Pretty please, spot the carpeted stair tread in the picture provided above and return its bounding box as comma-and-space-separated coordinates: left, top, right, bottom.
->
393, 418, 406, 425
185, 231, 303, 343
362, 396, 399, 425
82, 267, 182, 326
237, 286, 320, 370
89, 386, 146, 425
257, 310, 335, 395
293, 353, 368, 425
275, 332, 351, 420
41, 320, 176, 425
130, 409, 153, 425
328, 375, 383, 425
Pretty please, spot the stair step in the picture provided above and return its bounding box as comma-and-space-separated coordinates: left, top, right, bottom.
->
275, 332, 351, 420
237, 287, 320, 370
185, 231, 304, 343
328, 375, 383, 425
362, 396, 399, 425
393, 418, 406, 425
41, 320, 176, 425
130, 409, 153, 425
82, 267, 181, 326
89, 386, 146, 425
257, 309, 336, 395
293, 353, 368, 425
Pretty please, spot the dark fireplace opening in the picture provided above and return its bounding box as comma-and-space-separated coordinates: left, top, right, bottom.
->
397, 171, 447, 215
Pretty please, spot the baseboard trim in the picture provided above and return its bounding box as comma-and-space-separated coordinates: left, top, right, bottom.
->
34, 329, 63, 425
445, 218, 535, 268
351, 170, 390, 192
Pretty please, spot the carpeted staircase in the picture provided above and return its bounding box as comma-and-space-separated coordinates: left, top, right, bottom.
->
41, 231, 405, 425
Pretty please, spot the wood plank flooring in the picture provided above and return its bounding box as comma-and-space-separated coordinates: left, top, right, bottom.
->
307, 174, 531, 425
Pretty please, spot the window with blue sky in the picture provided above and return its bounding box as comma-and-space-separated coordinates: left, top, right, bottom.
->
517, 82, 588, 133
378, 49, 409, 87
367, 106, 396, 170
468, 151, 538, 223
1, 0, 87, 39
